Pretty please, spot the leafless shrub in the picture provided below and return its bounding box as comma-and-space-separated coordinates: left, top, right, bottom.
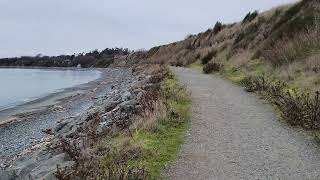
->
240, 75, 269, 92
201, 49, 217, 64
242, 75, 320, 129
58, 138, 82, 161
97, 143, 148, 180
55, 164, 73, 180
203, 62, 223, 74
242, 10, 259, 23
55, 139, 148, 180
213, 22, 224, 34
85, 112, 102, 141
195, 52, 201, 59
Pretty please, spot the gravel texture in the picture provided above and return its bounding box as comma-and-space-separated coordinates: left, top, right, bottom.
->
166, 67, 320, 180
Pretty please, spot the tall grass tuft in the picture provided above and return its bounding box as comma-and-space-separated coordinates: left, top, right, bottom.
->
259, 25, 320, 66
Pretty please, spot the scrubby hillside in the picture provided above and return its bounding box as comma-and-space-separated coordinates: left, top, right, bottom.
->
131, 0, 320, 92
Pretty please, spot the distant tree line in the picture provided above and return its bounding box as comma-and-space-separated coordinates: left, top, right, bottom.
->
0, 48, 131, 68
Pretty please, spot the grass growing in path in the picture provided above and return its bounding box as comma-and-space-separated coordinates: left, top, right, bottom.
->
188, 62, 203, 71
220, 65, 247, 84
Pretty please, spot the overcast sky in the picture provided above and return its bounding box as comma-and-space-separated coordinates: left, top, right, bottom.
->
0, 0, 296, 57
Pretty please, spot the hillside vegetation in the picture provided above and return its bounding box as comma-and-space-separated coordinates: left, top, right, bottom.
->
130, 0, 320, 93
126, 0, 320, 130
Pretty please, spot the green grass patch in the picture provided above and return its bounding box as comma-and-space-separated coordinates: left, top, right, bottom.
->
245, 60, 265, 76
219, 59, 266, 85
128, 119, 189, 179
220, 65, 247, 84
128, 75, 190, 179
188, 62, 203, 71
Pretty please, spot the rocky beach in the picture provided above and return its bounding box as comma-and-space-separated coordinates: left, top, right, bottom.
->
0, 65, 164, 179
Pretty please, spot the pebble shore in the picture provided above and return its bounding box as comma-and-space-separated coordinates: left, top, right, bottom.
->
0, 67, 157, 179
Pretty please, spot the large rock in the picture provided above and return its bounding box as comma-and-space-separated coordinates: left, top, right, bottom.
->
0, 169, 17, 180
144, 83, 160, 91
121, 91, 133, 101
96, 120, 113, 135
103, 100, 121, 112
0, 153, 72, 180
119, 100, 139, 112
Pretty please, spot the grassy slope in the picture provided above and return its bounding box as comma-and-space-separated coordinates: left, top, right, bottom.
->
132, 0, 320, 93
126, 0, 320, 132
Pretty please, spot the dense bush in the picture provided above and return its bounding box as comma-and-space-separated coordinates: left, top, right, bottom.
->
175, 60, 184, 67
195, 53, 201, 60
213, 22, 224, 34
242, 10, 259, 23
201, 49, 217, 64
241, 75, 320, 129
233, 18, 263, 49
203, 62, 222, 74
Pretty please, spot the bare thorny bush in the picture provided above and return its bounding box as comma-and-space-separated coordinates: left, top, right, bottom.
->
203, 62, 223, 74
241, 75, 320, 129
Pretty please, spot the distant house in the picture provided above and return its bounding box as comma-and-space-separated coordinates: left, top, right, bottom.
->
77, 64, 82, 68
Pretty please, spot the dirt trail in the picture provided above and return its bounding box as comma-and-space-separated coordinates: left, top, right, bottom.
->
166, 67, 320, 180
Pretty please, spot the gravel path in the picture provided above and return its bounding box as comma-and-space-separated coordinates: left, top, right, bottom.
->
166, 67, 320, 180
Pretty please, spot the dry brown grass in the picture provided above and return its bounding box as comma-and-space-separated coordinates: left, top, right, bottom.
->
271, 53, 320, 92
131, 99, 167, 131
260, 25, 320, 66
129, 0, 319, 93
261, 2, 293, 19
228, 50, 254, 67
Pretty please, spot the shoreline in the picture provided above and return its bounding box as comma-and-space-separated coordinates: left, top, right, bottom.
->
0, 68, 112, 164
0, 64, 166, 179
0, 68, 103, 126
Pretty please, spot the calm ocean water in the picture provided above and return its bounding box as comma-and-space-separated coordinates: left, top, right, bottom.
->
0, 68, 101, 111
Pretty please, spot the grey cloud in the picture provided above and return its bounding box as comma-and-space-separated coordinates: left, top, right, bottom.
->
0, 0, 296, 57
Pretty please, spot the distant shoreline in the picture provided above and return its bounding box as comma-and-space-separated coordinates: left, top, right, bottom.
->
0, 68, 112, 162
0, 68, 103, 125
0, 65, 93, 70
